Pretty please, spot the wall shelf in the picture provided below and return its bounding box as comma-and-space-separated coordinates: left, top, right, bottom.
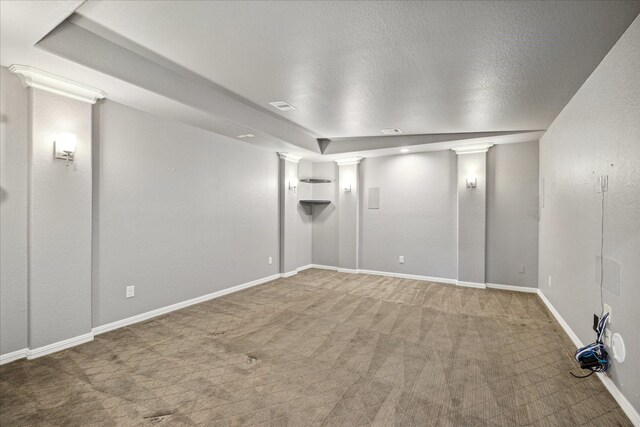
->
300, 178, 332, 184
299, 200, 331, 205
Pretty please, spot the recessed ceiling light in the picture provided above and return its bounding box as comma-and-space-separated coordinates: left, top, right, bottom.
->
269, 101, 296, 111
400, 148, 409, 153
381, 128, 402, 135
237, 133, 255, 139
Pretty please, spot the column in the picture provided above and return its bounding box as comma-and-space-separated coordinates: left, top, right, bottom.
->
336, 157, 362, 272
10, 65, 105, 354
278, 153, 300, 277
453, 144, 493, 288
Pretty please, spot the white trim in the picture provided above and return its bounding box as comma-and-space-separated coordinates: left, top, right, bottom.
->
93, 273, 280, 335
335, 157, 363, 166
451, 143, 494, 154
456, 280, 486, 289
337, 268, 359, 274
277, 152, 301, 163
280, 270, 297, 278
9, 65, 107, 104
309, 264, 339, 271
297, 264, 313, 272
358, 269, 457, 285
0, 348, 28, 365
537, 290, 639, 426
486, 283, 538, 293
27, 333, 94, 360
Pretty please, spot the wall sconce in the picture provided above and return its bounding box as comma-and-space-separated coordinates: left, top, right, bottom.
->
466, 176, 477, 189
344, 184, 352, 193
288, 178, 297, 193
54, 132, 77, 166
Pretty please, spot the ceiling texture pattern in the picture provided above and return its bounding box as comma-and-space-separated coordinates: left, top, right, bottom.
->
2, 0, 639, 159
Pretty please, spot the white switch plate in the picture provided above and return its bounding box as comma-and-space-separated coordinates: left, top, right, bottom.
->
597, 175, 608, 193
126, 285, 135, 298
399, 256, 404, 264
548, 276, 552, 287
268, 256, 273, 265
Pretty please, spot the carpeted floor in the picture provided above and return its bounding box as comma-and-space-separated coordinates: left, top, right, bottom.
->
0, 269, 631, 426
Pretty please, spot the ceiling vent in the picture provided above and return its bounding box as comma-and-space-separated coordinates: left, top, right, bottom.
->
269, 101, 296, 111
381, 128, 402, 135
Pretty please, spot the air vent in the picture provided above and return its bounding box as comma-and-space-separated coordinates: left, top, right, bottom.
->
381, 128, 402, 135
269, 101, 296, 111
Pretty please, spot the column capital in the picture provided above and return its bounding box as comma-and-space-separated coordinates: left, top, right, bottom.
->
335, 157, 363, 166
277, 153, 302, 163
452, 144, 494, 155
9, 65, 106, 104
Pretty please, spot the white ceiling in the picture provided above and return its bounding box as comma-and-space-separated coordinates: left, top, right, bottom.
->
2, 1, 639, 159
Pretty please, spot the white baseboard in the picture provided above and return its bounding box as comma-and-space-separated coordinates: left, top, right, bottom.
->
297, 264, 313, 272
27, 333, 94, 360
537, 289, 639, 426
0, 348, 28, 365
280, 270, 297, 278
309, 264, 339, 271
486, 282, 538, 293
456, 280, 486, 289
93, 273, 280, 336
358, 268, 457, 285
337, 268, 359, 274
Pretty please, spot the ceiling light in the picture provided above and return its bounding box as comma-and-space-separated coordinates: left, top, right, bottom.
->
237, 133, 255, 138
381, 128, 402, 135
269, 101, 296, 111
400, 148, 409, 153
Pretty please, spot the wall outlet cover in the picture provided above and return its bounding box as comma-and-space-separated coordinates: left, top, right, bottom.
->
399, 256, 404, 264
548, 276, 552, 287
126, 285, 135, 298
268, 257, 273, 265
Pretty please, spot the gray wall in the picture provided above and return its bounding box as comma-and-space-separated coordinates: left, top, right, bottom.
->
93, 100, 279, 327
539, 16, 639, 414
487, 141, 539, 288
0, 67, 29, 354
311, 162, 338, 267
360, 151, 458, 279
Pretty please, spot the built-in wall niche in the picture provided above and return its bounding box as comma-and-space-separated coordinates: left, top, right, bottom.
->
298, 177, 333, 214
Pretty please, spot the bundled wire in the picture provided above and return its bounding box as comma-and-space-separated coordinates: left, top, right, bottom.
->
571, 312, 609, 378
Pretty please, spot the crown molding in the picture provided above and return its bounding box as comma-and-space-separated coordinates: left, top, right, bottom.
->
335, 157, 363, 166
9, 65, 107, 104
277, 153, 302, 163
451, 143, 494, 154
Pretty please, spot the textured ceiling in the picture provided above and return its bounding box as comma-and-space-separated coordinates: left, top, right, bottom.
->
2, 1, 639, 159
75, 0, 640, 138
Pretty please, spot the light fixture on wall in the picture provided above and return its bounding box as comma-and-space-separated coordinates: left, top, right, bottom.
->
466, 176, 477, 189
288, 178, 298, 193
54, 132, 77, 166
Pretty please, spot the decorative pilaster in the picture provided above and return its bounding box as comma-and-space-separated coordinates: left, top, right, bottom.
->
452, 144, 493, 288
336, 157, 362, 272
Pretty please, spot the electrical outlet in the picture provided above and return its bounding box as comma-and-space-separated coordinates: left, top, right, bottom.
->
518, 265, 525, 273
597, 175, 608, 193
399, 256, 404, 264
268, 256, 273, 265
548, 276, 552, 287
126, 285, 135, 298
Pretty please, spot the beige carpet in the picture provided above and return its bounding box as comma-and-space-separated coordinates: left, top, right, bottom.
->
0, 269, 631, 426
